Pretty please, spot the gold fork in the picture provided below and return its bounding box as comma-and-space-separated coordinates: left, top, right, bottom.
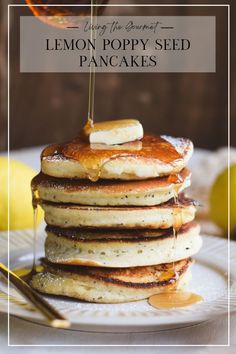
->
0, 262, 70, 328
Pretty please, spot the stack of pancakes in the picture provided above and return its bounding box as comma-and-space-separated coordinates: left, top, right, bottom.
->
31, 133, 202, 303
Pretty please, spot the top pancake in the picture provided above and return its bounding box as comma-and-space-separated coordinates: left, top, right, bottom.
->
41, 134, 193, 181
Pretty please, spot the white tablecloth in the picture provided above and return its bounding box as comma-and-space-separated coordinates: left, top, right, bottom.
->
0, 146, 235, 351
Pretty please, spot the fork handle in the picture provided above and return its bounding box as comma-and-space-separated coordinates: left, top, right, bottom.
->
0, 262, 70, 328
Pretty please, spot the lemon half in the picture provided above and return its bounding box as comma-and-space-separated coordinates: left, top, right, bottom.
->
0, 157, 43, 231
209, 164, 236, 235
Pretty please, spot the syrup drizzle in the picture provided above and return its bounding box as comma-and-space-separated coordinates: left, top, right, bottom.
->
32, 204, 38, 274
13, 181, 42, 281
31, 180, 42, 276
87, 0, 97, 125
172, 190, 182, 280
148, 176, 203, 309
42, 135, 183, 182
15, 184, 41, 281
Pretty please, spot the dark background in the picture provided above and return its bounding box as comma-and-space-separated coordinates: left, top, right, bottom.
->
0, 0, 235, 151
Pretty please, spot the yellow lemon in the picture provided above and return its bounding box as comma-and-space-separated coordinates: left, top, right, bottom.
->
209, 164, 236, 236
0, 157, 43, 230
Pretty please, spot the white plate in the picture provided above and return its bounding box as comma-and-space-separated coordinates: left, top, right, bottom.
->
0, 228, 236, 333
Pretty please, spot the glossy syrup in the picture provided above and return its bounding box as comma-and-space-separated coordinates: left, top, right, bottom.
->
169, 187, 183, 281
148, 175, 202, 310
87, 0, 97, 125
25, 0, 108, 27
148, 291, 203, 309
31, 185, 40, 276
42, 134, 183, 182
12, 183, 42, 281
13, 265, 43, 280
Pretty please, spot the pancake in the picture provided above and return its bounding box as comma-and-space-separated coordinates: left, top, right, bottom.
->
41, 134, 193, 181
33, 168, 191, 206
41, 194, 196, 229
31, 258, 192, 303
45, 222, 201, 267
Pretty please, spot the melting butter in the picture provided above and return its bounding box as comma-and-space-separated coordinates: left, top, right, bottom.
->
83, 119, 144, 145
90, 140, 142, 151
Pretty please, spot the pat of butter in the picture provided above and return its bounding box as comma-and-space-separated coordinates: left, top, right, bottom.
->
84, 119, 144, 145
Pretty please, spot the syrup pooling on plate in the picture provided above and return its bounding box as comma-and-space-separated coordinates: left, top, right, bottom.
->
12, 265, 43, 280
148, 291, 203, 309
41, 134, 184, 182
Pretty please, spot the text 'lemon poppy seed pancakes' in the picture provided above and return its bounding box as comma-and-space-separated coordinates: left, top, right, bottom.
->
31, 119, 202, 304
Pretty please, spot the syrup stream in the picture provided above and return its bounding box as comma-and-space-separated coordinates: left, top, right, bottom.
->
13, 187, 41, 281
87, 0, 97, 125
32, 204, 38, 274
